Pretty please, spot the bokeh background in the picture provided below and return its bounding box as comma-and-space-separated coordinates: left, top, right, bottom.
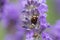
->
0, 0, 60, 40
47, 0, 60, 25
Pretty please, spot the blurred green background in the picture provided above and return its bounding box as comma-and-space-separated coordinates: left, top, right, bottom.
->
0, 0, 60, 40
47, 0, 60, 25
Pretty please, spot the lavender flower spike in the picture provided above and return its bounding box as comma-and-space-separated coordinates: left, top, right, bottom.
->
46, 20, 60, 40
0, 0, 6, 20
3, 3, 25, 40
20, 0, 49, 40
0, 0, 6, 12
41, 20, 60, 40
